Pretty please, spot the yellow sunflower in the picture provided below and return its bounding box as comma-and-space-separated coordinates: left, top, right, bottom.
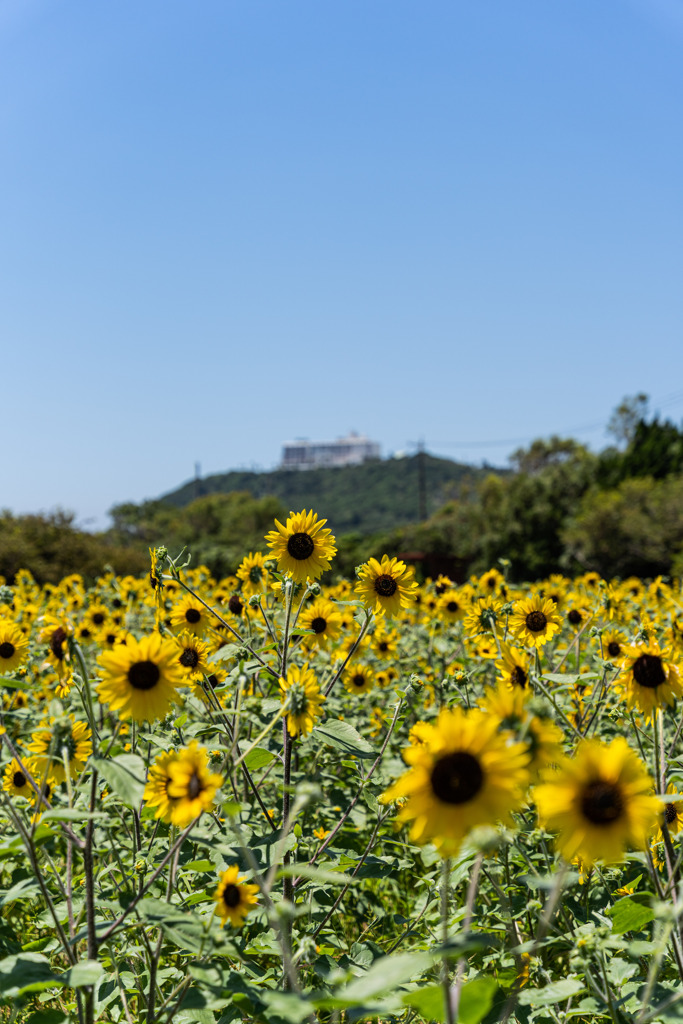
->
298, 597, 342, 649
0, 621, 30, 674
236, 551, 269, 596
355, 555, 419, 617
497, 644, 532, 691
2, 757, 35, 799
342, 664, 375, 695
38, 615, 73, 676
601, 628, 628, 662
657, 783, 683, 843
174, 631, 212, 681
165, 741, 223, 827
143, 749, 181, 822
618, 639, 683, 719
509, 596, 562, 649
279, 664, 324, 737
437, 590, 467, 624
382, 707, 530, 856
534, 737, 660, 866
265, 509, 337, 583
27, 717, 92, 783
170, 595, 215, 637
98, 634, 184, 722
213, 865, 259, 928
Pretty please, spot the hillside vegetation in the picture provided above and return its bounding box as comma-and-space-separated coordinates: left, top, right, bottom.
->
157, 454, 489, 533
3, 401, 683, 584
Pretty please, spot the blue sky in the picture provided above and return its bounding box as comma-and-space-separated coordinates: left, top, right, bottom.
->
2, 0, 682, 527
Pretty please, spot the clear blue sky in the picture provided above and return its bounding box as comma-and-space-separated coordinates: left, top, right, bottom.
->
2, 0, 682, 527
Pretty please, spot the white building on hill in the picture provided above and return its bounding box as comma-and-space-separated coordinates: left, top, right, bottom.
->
281, 432, 381, 470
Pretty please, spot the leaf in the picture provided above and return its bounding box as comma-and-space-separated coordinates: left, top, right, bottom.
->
238, 744, 275, 771
0, 675, 28, 690
92, 753, 146, 807
518, 978, 586, 1007
260, 991, 316, 1023
40, 809, 107, 823
402, 984, 446, 1023
0, 952, 62, 1000
335, 951, 436, 1002
542, 673, 599, 685
609, 895, 655, 934
136, 898, 212, 954
458, 977, 498, 1024
312, 720, 375, 759
0, 877, 40, 907
25, 1011, 70, 1024
61, 960, 104, 988
278, 863, 356, 885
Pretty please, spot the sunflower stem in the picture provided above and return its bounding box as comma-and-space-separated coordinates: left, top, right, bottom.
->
441, 857, 454, 1024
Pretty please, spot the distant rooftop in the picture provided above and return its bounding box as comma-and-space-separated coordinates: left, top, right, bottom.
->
281, 432, 381, 470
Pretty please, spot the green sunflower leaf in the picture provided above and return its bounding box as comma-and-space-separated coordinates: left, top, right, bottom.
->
311, 720, 375, 759
92, 753, 146, 807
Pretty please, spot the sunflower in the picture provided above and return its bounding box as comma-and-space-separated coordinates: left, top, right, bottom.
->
437, 590, 467, 624
213, 865, 259, 928
0, 621, 29, 673
656, 783, 683, 843
372, 626, 399, 660
165, 742, 223, 827
509, 596, 562, 649
298, 597, 342, 649
480, 685, 563, 776
170, 595, 215, 637
98, 634, 184, 722
83, 602, 110, 632
463, 596, 502, 638
27, 717, 92, 783
265, 509, 337, 583
355, 556, 419, 617
497, 644, 532, 691
279, 664, 324, 737
174, 631, 212, 681
619, 639, 683, 719
236, 552, 269, 596
342, 664, 375, 695
382, 707, 530, 856
601, 628, 628, 663
144, 749, 181, 822
38, 615, 73, 676
534, 738, 660, 866
2, 757, 35, 799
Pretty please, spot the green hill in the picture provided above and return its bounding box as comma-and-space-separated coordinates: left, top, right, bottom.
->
159, 454, 495, 535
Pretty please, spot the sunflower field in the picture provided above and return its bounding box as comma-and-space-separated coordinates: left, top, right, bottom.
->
2, 510, 683, 1024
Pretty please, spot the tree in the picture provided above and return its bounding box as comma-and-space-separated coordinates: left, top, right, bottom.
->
606, 393, 649, 448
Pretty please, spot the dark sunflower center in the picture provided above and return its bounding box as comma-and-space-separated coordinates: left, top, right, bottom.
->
185, 608, 201, 624
567, 609, 582, 625
665, 803, 678, 825
378, 641, 389, 652
228, 595, 243, 615
310, 617, 327, 634
287, 532, 315, 561
128, 660, 161, 690
0, 642, 16, 659
80, 628, 91, 639
13, 771, 26, 788
352, 674, 366, 687
446, 601, 459, 613
510, 666, 527, 689
223, 883, 241, 908
187, 772, 202, 800
632, 654, 666, 689
207, 674, 219, 689
375, 574, 398, 597
607, 641, 621, 658
92, 612, 105, 625
430, 752, 484, 805
581, 780, 624, 824
180, 649, 200, 669
525, 611, 547, 633
249, 565, 263, 583
50, 627, 67, 660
